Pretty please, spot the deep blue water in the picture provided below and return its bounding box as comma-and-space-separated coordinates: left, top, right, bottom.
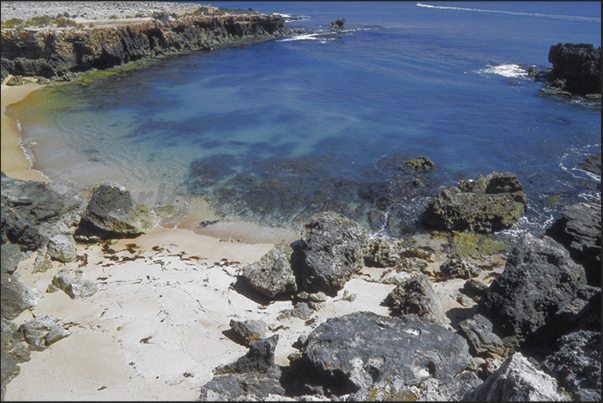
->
9, 1, 601, 237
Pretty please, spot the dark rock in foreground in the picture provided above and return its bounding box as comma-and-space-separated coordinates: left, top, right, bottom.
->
422, 171, 527, 233
479, 233, 586, 345
297, 211, 368, 295
546, 199, 601, 286
546, 43, 601, 96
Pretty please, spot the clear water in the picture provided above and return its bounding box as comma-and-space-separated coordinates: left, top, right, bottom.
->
8, 1, 601, 238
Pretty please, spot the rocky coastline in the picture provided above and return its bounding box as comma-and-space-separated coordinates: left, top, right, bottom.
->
1, 2, 601, 401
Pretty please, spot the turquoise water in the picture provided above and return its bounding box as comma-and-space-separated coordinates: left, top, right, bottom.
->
9, 1, 601, 237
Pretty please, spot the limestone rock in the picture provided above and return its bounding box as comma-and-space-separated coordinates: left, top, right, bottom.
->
46, 234, 77, 263
229, 319, 267, 346
1, 348, 20, 401
78, 183, 153, 239
422, 172, 527, 233
458, 314, 506, 357
364, 237, 406, 267
463, 353, 569, 401
440, 255, 481, 279
546, 199, 601, 286
51, 269, 97, 300
386, 274, 447, 326
297, 211, 368, 295
0, 243, 26, 275
479, 234, 586, 343
242, 242, 297, 298
17, 315, 70, 351
1, 272, 39, 320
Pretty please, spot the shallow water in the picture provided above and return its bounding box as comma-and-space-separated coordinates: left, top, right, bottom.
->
8, 1, 601, 239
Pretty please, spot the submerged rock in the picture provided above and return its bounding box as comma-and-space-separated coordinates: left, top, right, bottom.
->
404, 156, 435, 172
241, 242, 298, 298
422, 172, 527, 233
463, 353, 569, 401
297, 211, 368, 295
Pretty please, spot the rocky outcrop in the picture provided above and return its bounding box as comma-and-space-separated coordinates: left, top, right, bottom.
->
545, 43, 601, 96
541, 330, 601, 401
241, 242, 298, 298
386, 274, 447, 326
296, 211, 368, 296
1, 13, 292, 79
463, 353, 569, 401
546, 199, 601, 286
76, 183, 152, 240
479, 233, 586, 344
421, 172, 527, 233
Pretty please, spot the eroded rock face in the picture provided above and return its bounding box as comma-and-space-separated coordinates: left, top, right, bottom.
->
546, 199, 601, 286
299, 312, 472, 395
479, 234, 586, 343
297, 211, 368, 295
241, 242, 298, 298
77, 183, 153, 239
386, 274, 447, 326
546, 43, 601, 96
463, 353, 568, 401
422, 172, 527, 233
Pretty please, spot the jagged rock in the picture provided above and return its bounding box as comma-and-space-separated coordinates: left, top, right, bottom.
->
241, 242, 297, 298
277, 302, 313, 321
422, 172, 527, 233
458, 314, 506, 357
229, 319, 267, 346
1, 14, 293, 79
404, 156, 435, 172
51, 269, 97, 300
32, 253, 52, 274
440, 255, 481, 279
546, 43, 601, 96
364, 237, 406, 267
463, 353, 569, 401
1, 348, 20, 401
77, 183, 153, 239
297, 312, 471, 395
215, 335, 279, 375
46, 234, 77, 263
460, 279, 489, 303
1, 272, 39, 320
546, 199, 601, 286
297, 211, 368, 296
479, 234, 586, 344
386, 274, 447, 326
0, 243, 26, 275
1, 319, 30, 364
17, 315, 70, 351
541, 330, 601, 401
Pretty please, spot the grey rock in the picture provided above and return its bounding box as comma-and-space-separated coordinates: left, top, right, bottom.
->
458, 314, 506, 357
479, 233, 586, 343
300, 312, 472, 394
51, 269, 97, 300
199, 365, 285, 401
229, 319, 267, 346
297, 211, 368, 295
242, 242, 297, 298
32, 253, 52, 274
215, 335, 279, 375
541, 330, 601, 401
17, 315, 70, 351
278, 302, 314, 321
463, 353, 569, 401
1, 272, 39, 320
46, 234, 77, 263
386, 274, 447, 326
440, 255, 481, 279
364, 238, 406, 267
1, 347, 20, 401
546, 199, 601, 286
461, 279, 489, 303
422, 172, 527, 233
78, 183, 153, 239
0, 243, 26, 275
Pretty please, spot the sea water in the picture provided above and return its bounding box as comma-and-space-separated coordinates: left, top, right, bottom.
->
7, 1, 601, 239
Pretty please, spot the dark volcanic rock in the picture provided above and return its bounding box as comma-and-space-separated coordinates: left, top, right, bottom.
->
297, 211, 368, 295
422, 172, 527, 233
215, 335, 279, 375
299, 311, 472, 395
546, 199, 601, 286
386, 274, 447, 326
241, 242, 298, 298
77, 183, 153, 239
546, 43, 601, 96
462, 353, 567, 401
479, 233, 586, 344
541, 330, 601, 401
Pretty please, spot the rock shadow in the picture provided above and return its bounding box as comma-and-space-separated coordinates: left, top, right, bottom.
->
446, 306, 478, 330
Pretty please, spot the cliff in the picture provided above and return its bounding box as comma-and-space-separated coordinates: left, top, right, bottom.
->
1, 14, 292, 79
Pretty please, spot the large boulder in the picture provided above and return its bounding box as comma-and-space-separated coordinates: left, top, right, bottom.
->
422, 172, 527, 233
541, 330, 601, 401
296, 211, 368, 295
479, 233, 586, 344
463, 353, 569, 401
385, 274, 447, 326
546, 199, 601, 286
77, 183, 153, 239
546, 43, 601, 96
296, 312, 472, 395
241, 242, 298, 298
